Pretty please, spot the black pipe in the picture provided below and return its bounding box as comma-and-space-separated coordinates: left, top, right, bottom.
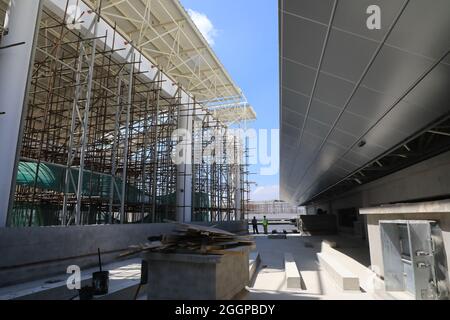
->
0, 42, 25, 50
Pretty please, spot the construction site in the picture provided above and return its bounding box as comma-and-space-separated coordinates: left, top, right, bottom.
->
0, 0, 255, 227
1, 0, 450, 304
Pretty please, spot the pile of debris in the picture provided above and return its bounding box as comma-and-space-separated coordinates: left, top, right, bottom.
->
121, 223, 255, 257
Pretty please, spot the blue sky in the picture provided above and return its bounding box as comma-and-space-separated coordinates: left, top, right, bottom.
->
181, 0, 280, 201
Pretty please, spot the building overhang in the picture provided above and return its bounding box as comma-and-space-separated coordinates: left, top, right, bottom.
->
280, 0, 450, 205
360, 199, 450, 215
82, 0, 246, 110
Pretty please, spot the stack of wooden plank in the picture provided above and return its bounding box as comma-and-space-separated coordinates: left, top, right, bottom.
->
120, 223, 254, 257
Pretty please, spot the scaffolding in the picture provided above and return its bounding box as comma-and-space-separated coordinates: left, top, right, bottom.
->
6, 0, 252, 227
248, 201, 304, 215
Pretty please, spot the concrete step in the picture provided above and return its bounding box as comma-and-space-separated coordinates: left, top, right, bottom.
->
317, 252, 360, 291
322, 240, 337, 248
320, 241, 377, 293
0, 259, 142, 300
284, 253, 302, 289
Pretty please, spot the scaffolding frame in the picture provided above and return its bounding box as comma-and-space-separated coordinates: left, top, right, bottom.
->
7, 0, 250, 227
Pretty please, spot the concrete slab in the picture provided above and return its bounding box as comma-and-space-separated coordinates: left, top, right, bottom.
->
321, 240, 376, 293
284, 253, 301, 289
317, 252, 360, 291
242, 235, 375, 300
323, 240, 337, 248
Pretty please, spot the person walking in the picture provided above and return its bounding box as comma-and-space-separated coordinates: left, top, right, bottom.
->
251, 216, 259, 234
262, 216, 269, 234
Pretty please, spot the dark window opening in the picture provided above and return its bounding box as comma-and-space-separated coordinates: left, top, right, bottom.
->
337, 207, 358, 228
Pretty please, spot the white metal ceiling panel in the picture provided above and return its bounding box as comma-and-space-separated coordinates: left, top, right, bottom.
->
280, 0, 450, 204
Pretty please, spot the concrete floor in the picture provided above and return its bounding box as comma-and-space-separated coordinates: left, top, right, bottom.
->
0, 259, 142, 300
237, 234, 377, 300
0, 231, 413, 300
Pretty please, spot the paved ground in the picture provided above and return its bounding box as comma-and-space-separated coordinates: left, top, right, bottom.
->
237, 234, 377, 300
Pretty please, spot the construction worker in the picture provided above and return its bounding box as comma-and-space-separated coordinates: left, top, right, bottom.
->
262, 216, 269, 234
251, 216, 259, 234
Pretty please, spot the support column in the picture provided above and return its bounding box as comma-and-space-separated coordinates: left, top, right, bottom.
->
0, 0, 42, 227
176, 91, 193, 223
151, 71, 162, 223
234, 136, 242, 221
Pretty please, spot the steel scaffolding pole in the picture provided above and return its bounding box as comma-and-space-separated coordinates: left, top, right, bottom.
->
74, 14, 99, 225
108, 72, 122, 223
62, 43, 84, 225
120, 49, 135, 224
151, 70, 162, 223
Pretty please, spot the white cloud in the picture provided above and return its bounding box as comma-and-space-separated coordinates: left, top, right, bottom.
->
187, 9, 218, 46
251, 185, 279, 201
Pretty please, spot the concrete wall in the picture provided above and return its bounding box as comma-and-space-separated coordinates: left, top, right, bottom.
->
307, 151, 450, 237
0, 224, 174, 287
145, 249, 249, 300
0, 220, 248, 287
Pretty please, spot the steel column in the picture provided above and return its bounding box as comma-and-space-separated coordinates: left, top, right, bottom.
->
0, 0, 43, 227
120, 50, 135, 224
176, 91, 193, 223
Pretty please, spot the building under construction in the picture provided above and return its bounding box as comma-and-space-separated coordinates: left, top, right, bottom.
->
0, 0, 256, 228
0, 0, 261, 299
5, 0, 450, 303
